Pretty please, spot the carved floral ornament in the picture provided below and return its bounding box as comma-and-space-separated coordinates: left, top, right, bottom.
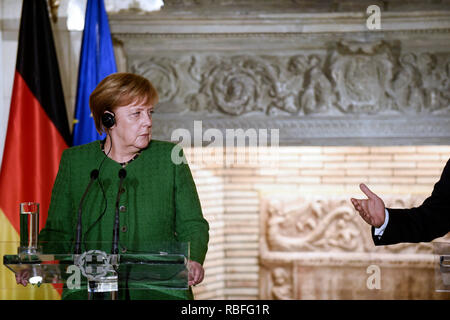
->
262, 195, 438, 254
130, 41, 450, 116
259, 194, 450, 300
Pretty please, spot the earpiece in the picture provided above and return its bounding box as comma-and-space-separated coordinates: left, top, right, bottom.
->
102, 111, 115, 129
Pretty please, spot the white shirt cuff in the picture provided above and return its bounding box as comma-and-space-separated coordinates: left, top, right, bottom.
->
374, 208, 389, 237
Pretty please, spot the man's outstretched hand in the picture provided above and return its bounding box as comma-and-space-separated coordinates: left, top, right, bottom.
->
351, 183, 386, 228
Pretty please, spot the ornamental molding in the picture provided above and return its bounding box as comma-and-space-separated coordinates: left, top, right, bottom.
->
259, 194, 434, 254
114, 29, 450, 39
151, 116, 450, 146
130, 42, 450, 117
107, 0, 450, 15
110, 8, 450, 145
258, 193, 450, 299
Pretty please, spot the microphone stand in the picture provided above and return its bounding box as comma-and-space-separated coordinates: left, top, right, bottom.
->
110, 168, 127, 300
74, 169, 99, 258
112, 168, 127, 255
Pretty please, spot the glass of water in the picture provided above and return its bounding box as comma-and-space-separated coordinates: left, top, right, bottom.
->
19, 202, 40, 254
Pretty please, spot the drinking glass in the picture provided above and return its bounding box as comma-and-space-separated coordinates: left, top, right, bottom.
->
19, 202, 40, 254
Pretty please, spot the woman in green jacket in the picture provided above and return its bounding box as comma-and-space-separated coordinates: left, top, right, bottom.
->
19, 73, 209, 299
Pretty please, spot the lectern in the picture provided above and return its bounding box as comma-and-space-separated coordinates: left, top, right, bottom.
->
2, 202, 189, 299
3, 241, 189, 300
434, 242, 450, 293
0, 202, 189, 300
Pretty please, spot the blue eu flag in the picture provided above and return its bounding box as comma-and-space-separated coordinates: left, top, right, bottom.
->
72, 0, 117, 146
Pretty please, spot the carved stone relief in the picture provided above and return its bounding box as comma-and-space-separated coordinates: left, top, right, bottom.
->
129, 41, 450, 118
132, 58, 181, 102
259, 194, 450, 299
111, 0, 450, 145
270, 266, 294, 300
262, 194, 439, 254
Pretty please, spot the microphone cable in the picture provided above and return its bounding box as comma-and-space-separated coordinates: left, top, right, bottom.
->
82, 132, 113, 251
112, 168, 127, 255
74, 168, 99, 255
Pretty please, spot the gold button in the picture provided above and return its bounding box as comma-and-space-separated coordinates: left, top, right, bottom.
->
121, 246, 127, 253
121, 226, 127, 233
119, 205, 126, 212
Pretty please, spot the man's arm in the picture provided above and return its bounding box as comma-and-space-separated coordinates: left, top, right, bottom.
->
375, 159, 450, 245
353, 159, 450, 246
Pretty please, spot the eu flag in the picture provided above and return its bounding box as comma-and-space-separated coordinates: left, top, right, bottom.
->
72, 0, 117, 146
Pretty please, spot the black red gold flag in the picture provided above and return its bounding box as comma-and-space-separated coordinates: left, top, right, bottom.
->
0, 0, 71, 299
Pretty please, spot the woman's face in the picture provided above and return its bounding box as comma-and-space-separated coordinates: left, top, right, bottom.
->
111, 102, 154, 152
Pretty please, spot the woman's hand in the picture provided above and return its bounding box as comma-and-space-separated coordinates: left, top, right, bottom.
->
188, 260, 204, 286
15, 269, 30, 287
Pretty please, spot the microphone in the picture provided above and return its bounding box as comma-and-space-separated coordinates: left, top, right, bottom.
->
74, 169, 99, 255
112, 168, 127, 255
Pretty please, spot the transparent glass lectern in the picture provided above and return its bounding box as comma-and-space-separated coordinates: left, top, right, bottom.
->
434, 242, 450, 292
2, 241, 189, 300
2, 202, 189, 299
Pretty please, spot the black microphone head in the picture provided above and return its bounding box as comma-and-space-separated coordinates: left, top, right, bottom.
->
119, 168, 127, 179
90, 169, 99, 180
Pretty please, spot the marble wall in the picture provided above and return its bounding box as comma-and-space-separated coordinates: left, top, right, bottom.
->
109, 1, 450, 299
186, 145, 450, 299
260, 193, 449, 299
110, 0, 450, 146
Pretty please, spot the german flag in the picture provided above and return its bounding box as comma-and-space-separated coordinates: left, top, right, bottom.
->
0, 0, 70, 299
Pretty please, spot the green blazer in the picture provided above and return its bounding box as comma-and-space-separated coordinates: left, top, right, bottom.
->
39, 140, 209, 300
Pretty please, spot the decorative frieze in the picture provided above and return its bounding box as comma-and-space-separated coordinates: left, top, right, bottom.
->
261, 194, 432, 253
130, 41, 450, 117
110, 2, 450, 145
121, 38, 450, 145
259, 194, 450, 299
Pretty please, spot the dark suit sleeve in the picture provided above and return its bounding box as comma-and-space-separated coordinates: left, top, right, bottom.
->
373, 159, 450, 245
